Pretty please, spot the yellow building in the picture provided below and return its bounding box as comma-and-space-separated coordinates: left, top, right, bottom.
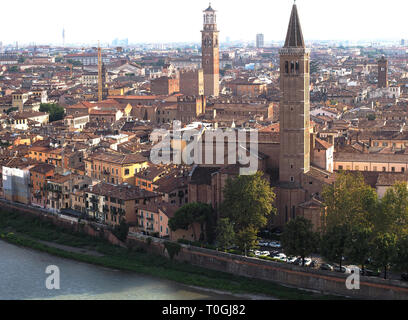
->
84, 152, 149, 185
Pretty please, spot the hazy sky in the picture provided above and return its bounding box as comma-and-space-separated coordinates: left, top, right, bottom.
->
1, 0, 407, 45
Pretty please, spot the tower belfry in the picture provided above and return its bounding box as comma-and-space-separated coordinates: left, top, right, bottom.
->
98, 43, 107, 102
201, 3, 220, 97
279, 3, 311, 186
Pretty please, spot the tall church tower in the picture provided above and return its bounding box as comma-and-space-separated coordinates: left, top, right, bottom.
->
378, 56, 388, 88
279, 3, 311, 186
201, 3, 220, 97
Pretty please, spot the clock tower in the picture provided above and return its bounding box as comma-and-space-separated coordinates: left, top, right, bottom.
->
201, 3, 220, 97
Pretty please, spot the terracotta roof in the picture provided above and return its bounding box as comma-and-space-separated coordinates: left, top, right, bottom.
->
86, 182, 158, 201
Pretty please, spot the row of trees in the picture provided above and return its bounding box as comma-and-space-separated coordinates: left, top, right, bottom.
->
281, 172, 408, 278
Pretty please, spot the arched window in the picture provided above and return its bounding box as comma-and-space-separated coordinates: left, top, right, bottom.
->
285, 61, 289, 74
295, 61, 299, 74
290, 61, 295, 73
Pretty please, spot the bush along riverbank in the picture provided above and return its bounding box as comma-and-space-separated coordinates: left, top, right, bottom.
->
0, 209, 342, 300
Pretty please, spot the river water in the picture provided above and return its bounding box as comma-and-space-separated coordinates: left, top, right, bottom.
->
0, 240, 241, 300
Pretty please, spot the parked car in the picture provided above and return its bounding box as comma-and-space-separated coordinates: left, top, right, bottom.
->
310, 260, 318, 268
303, 258, 312, 267
269, 241, 281, 248
260, 251, 270, 257
334, 265, 351, 274
257, 239, 269, 247
273, 253, 287, 262
287, 256, 299, 264
320, 263, 334, 271
362, 269, 381, 277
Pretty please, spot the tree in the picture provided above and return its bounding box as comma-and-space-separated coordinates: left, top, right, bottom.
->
367, 114, 376, 121
18, 56, 25, 63
322, 171, 378, 230
371, 232, 397, 279
8, 66, 19, 73
168, 202, 213, 242
5, 107, 18, 114
221, 171, 276, 233
394, 235, 408, 273
320, 225, 348, 268
345, 225, 373, 272
112, 219, 129, 242
66, 59, 82, 67
235, 225, 258, 254
40, 103, 65, 122
281, 217, 317, 266
215, 218, 235, 250
376, 182, 408, 238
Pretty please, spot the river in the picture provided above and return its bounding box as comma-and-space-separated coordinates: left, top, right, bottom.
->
0, 240, 242, 300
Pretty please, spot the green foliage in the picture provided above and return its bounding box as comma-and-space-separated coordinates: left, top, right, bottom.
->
18, 56, 25, 63
112, 219, 129, 242
221, 171, 276, 232
66, 59, 82, 66
281, 217, 317, 266
320, 225, 348, 267
371, 233, 397, 279
8, 66, 19, 73
345, 226, 373, 270
216, 218, 235, 250
394, 235, 408, 272
376, 182, 408, 238
168, 202, 214, 242
220, 172, 276, 252
39, 103, 65, 122
235, 225, 259, 253
5, 107, 18, 115
367, 114, 376, 121
322, 171, 377, 230
164, 241, 181, 260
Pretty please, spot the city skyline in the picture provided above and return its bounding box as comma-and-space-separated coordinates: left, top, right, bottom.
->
1, 0, 408, 46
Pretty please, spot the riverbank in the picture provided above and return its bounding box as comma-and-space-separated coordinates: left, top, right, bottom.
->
0, 209, 342, 300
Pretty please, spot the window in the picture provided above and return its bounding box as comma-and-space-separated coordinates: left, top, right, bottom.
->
402, 168, 405, 172
290, 176, 294, 182
295, 61, 299, 73
285, 61, 289, 73
125, 169, 130, 175
338, 165, 343, 170
383, 167, 386, 172
392, 167, 395, 172
290, 61, 295, 73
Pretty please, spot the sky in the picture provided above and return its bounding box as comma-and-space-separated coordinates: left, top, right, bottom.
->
1, 0, 407, 45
